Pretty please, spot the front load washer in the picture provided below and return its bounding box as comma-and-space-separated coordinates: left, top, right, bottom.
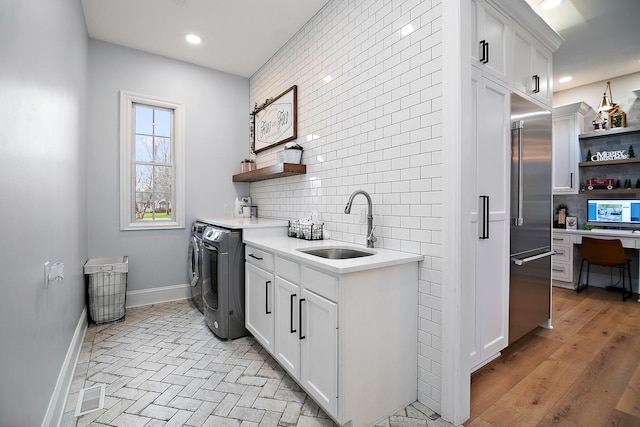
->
202, 225, 247, 339
188, 221, 207, 313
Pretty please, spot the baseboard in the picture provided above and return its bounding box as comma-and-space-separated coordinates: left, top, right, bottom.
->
43, 307, 87, 427
125, 283, 191, 308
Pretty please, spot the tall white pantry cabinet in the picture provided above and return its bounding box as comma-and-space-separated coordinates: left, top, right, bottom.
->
462, 0, 562, 372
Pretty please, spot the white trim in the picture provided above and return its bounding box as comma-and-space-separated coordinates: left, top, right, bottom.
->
125, 283, 191, 308
119, 90, 186, 231
44, 308, 87, 427
441, 0, 470, 424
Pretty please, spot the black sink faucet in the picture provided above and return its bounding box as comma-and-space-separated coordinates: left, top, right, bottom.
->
344, 190, 376, 248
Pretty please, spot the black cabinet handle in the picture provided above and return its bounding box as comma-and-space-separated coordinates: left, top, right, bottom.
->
570, 172, 573, 189
479, 40, 490, 64
290, 294, 297, 333
299, 298, 306, 340
265, 281, 271, 314
532, 75, 540, 93
249, 253, 263, 260
480, 196, 490, 239
484, 41, 489, 64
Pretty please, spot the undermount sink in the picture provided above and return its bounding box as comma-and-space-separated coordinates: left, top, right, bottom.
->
297, 247, 376, 259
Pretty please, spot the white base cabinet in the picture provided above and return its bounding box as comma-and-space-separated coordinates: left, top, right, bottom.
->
246, 244, 418, 427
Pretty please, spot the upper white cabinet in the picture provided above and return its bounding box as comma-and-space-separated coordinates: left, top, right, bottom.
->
471, 0, 509, 83
512, 23, 553, 106
552, 102, 593, 194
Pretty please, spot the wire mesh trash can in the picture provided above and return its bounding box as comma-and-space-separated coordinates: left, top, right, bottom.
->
84, 256, 128, 324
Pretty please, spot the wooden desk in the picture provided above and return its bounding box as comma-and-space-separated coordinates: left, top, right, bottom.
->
552, 229, 640, 301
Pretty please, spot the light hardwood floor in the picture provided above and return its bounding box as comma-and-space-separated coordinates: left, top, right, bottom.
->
467, 286, 640, 427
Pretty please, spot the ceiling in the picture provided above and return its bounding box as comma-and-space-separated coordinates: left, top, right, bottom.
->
81, 0, 640, 89
81, 0, 330, 78
525, 0, 640, 90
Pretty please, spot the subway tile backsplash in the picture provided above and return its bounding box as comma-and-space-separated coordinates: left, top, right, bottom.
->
248, 0, 444, 411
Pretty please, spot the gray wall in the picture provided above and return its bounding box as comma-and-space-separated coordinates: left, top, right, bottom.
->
0, 0, 88, 425
86, 40, 249, 292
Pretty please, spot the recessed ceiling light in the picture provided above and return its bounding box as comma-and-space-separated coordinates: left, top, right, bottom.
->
558, 76, 572, 83
539, 0, 561, 10
322, 75, 332, 83
185, 34, 202, 45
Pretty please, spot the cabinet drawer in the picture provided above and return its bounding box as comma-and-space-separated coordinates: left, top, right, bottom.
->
552, 233, 572, 245
551, 261, 571, 282
552, 243, 571, 263
276, 256, 300, 283
245, 246, 274, 271
302, 266, 338, 302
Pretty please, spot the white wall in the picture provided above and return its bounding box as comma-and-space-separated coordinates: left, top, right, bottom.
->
86, 40, 249, 292
248, 0, 445, 411
554, 71, 640, 114
0, 0, 88, 425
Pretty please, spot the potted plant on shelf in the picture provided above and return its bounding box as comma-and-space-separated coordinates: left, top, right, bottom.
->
278, 142, 303, 164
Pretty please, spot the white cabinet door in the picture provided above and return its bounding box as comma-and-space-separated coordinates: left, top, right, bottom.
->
300, 288, 338, 417
245, 262, 275, 353
552, 114, 577, 194
274, 276, 300, 378
468, 68, 510, 370
552, 102, 592, 194
512, 25, 553, 106
471, 0, 509, 83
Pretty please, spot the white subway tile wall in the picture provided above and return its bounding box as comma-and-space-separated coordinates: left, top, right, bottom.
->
249, 0, 443, 412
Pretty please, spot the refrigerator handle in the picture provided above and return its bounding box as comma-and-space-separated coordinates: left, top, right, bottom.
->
511, 121, 524, 227
479, 195, 489, 239
511, 250, 556, 266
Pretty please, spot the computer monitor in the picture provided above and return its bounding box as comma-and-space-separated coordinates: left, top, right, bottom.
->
587, 199, 640, 225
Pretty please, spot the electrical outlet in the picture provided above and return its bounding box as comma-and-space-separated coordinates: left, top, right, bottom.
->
359, 207, 366, 223
224, 204, 230, 215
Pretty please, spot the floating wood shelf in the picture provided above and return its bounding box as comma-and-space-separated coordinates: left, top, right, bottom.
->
580, 189, 640, 195
579, 125, 640, 140
579, 158, 640, 167
232, 163, 306, 182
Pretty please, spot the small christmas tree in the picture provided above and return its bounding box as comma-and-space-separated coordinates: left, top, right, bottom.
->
629, 145, 635, 158
585, 150, 592, 162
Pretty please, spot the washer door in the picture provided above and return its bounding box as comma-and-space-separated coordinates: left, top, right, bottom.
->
188, 236, 200, 286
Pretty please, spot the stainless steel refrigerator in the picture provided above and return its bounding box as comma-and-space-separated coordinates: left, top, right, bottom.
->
509, 93, 554, 345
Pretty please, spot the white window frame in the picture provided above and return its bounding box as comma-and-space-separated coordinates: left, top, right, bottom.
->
119, 90, 185, 230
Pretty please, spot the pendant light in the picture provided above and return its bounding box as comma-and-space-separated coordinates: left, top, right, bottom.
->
598, 81, 614, 111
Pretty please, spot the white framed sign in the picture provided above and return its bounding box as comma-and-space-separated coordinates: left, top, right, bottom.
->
253, 85, 297, 153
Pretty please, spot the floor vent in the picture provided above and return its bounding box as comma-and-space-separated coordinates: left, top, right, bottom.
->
75, 384, 105, 417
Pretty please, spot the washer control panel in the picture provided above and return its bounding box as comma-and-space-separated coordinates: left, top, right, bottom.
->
203, 226, 227, 243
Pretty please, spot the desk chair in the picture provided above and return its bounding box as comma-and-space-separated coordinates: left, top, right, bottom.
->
577, 237, 632, 301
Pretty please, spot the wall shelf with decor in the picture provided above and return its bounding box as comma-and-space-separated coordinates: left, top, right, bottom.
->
579, 158, 640, 167
579, 125, 640, 140
579, 189, 640, 195
232, 163, 306, 182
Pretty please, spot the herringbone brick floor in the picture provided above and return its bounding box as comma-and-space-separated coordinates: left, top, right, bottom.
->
61, 299, 455, 427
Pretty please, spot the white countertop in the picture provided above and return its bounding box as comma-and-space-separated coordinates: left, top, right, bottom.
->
197, 216, 289, 229
243, 234, 423, 274
554, 228, 640, 237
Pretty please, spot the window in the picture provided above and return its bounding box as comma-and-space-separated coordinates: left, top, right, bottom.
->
120, 91, 185, 230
